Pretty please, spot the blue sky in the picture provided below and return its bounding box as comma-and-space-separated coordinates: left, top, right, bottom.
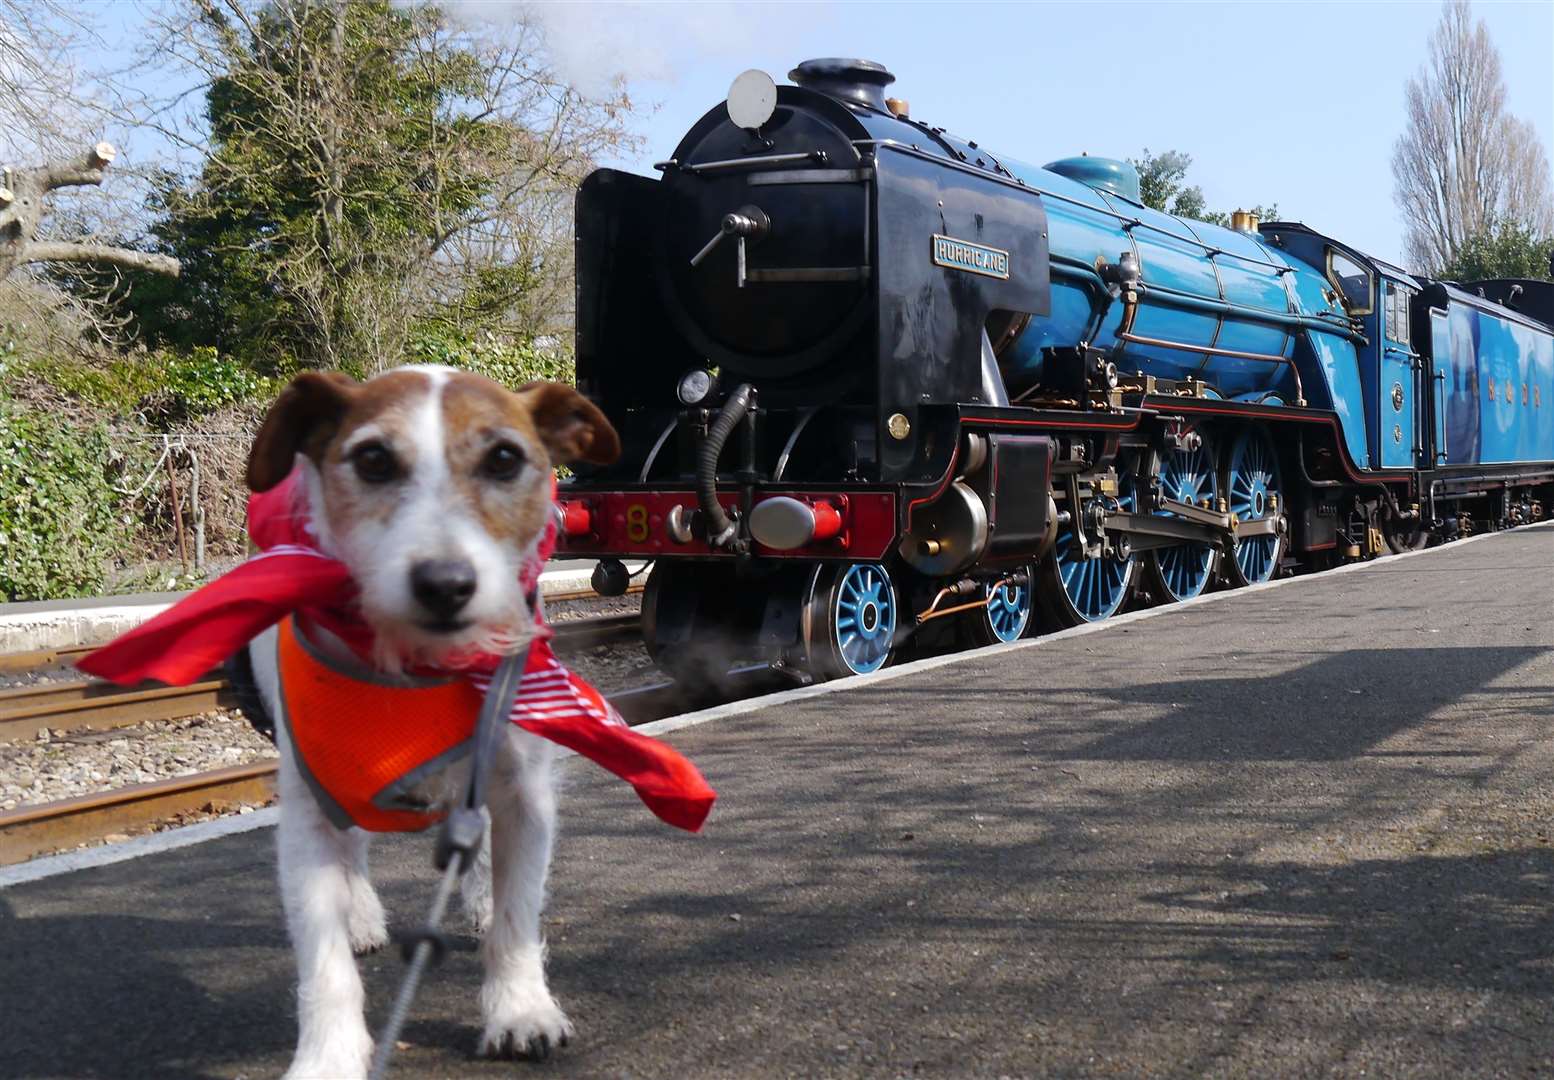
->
568, 0, 1553, 267
84, 0, 1553, 267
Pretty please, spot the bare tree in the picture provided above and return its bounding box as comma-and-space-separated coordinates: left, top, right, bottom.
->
1, 1, 180, 346
0, 0, 84, 159
0, 142, 180, 280
1392, 0, 1554, 272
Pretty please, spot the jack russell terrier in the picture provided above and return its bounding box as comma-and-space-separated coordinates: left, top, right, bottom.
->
80, 366, 716, 1080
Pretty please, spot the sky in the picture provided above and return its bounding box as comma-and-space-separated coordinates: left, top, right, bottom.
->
535, 0, 1554, 267
76, 0, 1554, 268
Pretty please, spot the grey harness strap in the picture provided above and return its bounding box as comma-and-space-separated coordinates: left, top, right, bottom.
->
367, 648, 527, 1080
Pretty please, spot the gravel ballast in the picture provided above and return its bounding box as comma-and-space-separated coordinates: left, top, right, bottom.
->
0, 711, 278, 811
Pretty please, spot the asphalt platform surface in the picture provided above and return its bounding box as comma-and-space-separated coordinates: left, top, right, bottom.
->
4, 528, 1554, 1079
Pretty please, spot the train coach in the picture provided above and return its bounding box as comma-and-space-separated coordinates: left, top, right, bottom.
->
555, 58, 1554, 682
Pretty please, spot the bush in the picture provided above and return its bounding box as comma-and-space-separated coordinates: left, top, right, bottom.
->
1438, 219, 1554, 282
0, 402, 143, 601
2, 346, 287, 429
405, 331, 575, 388
0, 331, 578, 602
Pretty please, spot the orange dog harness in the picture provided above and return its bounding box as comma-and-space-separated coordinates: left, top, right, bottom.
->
276, 617, 485, 832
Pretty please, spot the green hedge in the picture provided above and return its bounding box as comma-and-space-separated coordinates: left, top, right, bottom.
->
0, 402, 141, 601
10, 346, 287, 428
406, 332, 575, 388
0, 334, 575, 600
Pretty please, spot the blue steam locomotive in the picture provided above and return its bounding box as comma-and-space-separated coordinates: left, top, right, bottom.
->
558, 58, 1554, 681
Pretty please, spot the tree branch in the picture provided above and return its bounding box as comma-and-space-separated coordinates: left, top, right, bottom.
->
24, 241, 181, 277
41, 142, 117, 189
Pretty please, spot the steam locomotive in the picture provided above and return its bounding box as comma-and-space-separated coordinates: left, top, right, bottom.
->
556, 58, 1554, 681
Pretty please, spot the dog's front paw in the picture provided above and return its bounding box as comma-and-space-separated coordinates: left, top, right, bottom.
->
283, 1037, 372, 1080
479, 987, 573, 1061
460, 862, 494, 935
347, 884, 390, 954
348, 917, 390, 955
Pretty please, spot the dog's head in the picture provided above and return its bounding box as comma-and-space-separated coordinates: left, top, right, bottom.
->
247, 365, 619, 666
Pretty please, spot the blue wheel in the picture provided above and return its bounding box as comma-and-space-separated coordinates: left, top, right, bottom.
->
1145, 437, 1220, 603
806, 563, 898, 677
970, 566, 1035, 645
1225, 427, 1283, 586
1043, 479, 1137, 626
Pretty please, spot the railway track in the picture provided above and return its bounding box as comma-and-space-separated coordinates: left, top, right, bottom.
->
0, 665, 782, 866
0, 762, 278, 866
546, 581, 645, 604
0, 612, 643, 745
0, 679, 236, 744
0, 642, 96, 675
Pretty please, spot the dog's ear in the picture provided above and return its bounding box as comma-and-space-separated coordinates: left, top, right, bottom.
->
246, 372, 360, 491
518, 382, 621, 466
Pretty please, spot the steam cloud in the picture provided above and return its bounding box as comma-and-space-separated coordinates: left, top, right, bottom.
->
439, 1, 795, 93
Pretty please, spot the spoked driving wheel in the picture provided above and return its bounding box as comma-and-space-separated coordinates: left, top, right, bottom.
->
1143, 436, 1220, 603
967, 565, 1036, 646
1042, 478, 1137, 627
1223, 426, 1284, 587
804, 562, 899, 679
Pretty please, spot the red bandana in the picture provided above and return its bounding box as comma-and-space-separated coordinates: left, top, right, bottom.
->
78, 471, 715, 832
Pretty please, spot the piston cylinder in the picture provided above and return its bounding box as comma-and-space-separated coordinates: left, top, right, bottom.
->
898, 482, 989, 575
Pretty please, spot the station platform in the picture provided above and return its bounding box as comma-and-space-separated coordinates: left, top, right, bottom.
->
3, 528, 1553, 1078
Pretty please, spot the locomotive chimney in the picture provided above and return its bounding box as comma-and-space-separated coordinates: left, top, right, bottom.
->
789, 58, 896, 112
1230, 209, 1260, 234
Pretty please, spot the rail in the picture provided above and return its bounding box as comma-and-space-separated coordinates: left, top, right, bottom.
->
1116, 283, 1307, 406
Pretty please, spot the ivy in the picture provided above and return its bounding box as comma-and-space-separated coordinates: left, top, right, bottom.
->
405, 331, 576, 388
0, 331, 577, 600
0, 402, 142, 601
4, 346, 289, 429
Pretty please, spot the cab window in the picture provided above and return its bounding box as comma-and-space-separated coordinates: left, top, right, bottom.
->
1384, 281, 1412, 346
1326, 249, 1374, 316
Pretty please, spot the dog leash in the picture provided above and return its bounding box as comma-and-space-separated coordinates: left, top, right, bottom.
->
367, 647, 527, 1080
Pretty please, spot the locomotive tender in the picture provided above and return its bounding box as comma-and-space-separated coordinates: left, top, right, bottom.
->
558, 58, 1554, 680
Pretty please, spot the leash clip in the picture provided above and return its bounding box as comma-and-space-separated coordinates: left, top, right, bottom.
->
397, 926, 450, 967
435, 806, 486, 873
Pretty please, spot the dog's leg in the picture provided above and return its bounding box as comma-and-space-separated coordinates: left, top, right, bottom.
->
478, 734, 573, 1059
344, 830, 389, 954
250, 630, 374, 1079
276, 765, 376, 1079
459, 806, 495, 934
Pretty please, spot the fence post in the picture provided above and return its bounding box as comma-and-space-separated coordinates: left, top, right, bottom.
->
164, 437, 188, 567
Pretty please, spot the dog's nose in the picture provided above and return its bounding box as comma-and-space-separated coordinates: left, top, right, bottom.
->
410, 559, 477, 619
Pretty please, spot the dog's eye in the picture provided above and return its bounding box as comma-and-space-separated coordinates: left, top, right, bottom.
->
479, 443, 526, 482
351, 442, 401, 484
